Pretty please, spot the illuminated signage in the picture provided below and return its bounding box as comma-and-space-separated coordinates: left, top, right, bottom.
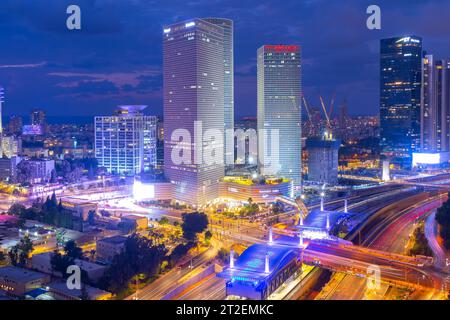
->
163, 28, 171, 34
396, 37, 421, 44
133, 181, 155, 201
265, 45, 299, 52
412, 152, 441, 166
185, 22, 195, 28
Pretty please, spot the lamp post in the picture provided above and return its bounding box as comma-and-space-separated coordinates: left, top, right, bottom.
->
320, 192, 325, 212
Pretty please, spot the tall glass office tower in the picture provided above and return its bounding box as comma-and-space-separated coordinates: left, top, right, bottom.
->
203, 18, 234, 165
95, 105, 157, 175
163, 19, 225, 206
0, 87, 4, 134
380, 36, 422, 166
257, 45, 302, 189
421, 55, 450, 153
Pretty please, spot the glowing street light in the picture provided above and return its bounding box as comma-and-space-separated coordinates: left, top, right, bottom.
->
320, 192, 325, 211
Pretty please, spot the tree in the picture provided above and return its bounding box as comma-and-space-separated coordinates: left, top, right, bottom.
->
0, 251, 6, 265
205, 230, 212, 242
98, 234, 167, 295
8, 203, 26, 217
159, 217, 169, 225
8, 235, 33, 267
181, 212, 209, 242
64, 240, 83, 260
50, 250, 74, 277
436, 196, 450, 249
50, 169, 57, 183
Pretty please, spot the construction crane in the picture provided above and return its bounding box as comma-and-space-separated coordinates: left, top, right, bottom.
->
302, 96, 313, 124
319, 95, 332, 131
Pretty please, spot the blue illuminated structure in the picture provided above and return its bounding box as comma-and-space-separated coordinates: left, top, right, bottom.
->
218, 244, 301, 300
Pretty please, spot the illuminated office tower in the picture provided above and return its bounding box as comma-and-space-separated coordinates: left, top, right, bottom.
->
380, 36, 422, 166
0, 87, 4, 134
421, 55, 450, 152
257, 45, 302, 188
95, 105, 157, 175
203, 18, 234, 165
30, 108, 46, 133
163, 19, 225, 206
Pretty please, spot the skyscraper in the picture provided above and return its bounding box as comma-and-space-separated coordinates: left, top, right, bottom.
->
0, 87, 4, 134
163, 19, 225, 206
30, 108, 46, 134
203, 18, 234, 165
95, 105, 157, 175
421, 55, 450, 152
380, 36, 423, 166
257, 45, 302, 188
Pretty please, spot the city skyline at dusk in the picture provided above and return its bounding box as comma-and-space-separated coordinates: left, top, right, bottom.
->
0, 1, 449, 306
1, 0, 450, 118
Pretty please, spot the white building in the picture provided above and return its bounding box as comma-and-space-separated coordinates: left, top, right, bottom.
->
163, 19, 225, 206
1, 135, 22, 158
257, 45, 302, 190
95, 105, 157, 175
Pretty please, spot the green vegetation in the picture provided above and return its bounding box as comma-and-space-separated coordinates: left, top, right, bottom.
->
181, 212, 209, 241
7, 192, 74, 229
8, 235, 33, 267
50, 241, 89, 282
408, 223, 433, 257
98, 233, 167, 295
436, 193, 450, 250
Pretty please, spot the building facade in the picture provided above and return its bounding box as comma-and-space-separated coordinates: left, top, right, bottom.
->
0, 87, 4, 134
30, 108, 46, 134
203, 18, 234, 165
95, 105, 157, 175
163, 19, 225, 206
7, 115, 22, 135
420, 55, 450, 153
306, 137, 340, 185
380, 36, 423, 166
257, 45, 302, 189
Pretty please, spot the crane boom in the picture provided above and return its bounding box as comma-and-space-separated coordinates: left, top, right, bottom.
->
319, 95, 332, 130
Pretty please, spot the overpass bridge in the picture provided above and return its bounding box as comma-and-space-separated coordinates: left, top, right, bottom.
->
218, 233, 448, 300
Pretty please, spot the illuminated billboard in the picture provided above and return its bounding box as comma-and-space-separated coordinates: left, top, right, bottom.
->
412, 152, 444, 167
133, 180, 155, 201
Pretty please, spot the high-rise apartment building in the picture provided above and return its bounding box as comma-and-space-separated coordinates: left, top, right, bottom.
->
421, 55, 450, 152
380, 36, 423, 166
257, 45, 302, 188
95, 105, 157, 175
163, 19, 225, 206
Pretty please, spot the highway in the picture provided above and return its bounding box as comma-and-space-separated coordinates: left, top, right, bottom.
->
316, 194, 448, 300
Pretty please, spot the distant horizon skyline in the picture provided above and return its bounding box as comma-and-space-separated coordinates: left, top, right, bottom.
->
1, 1, 450, 118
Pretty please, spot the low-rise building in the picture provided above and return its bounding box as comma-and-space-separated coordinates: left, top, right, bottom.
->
120, 215, 148, 231
96, 235, 127, 264
32, 252, 107, 282
47, 281, 111, 300
0, 266, 50, 297
61, 198, 97, 231
218, 176, 292, 203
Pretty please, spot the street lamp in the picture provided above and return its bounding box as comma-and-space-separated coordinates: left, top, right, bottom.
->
320, 192, 325, 212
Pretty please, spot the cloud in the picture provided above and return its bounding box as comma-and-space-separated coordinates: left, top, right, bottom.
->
0, 62, 47, 69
